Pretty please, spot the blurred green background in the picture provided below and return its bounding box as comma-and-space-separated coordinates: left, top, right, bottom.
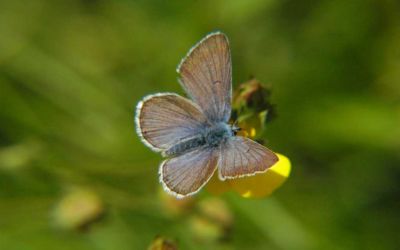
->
1, 0, 399, 249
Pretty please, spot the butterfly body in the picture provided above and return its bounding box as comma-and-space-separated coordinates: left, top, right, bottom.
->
135, 32, 278, 198
163, 135, 206, 157
163, 122, 233, 157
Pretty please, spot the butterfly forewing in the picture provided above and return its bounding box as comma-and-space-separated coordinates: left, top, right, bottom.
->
218, 136, 279, 180
177, 32, 232, 122
136, 93, 208, 152
160, 147, 218, 198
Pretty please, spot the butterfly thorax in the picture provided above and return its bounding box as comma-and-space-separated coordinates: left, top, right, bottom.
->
163, 122, 233, 157
204, 122, 233, 147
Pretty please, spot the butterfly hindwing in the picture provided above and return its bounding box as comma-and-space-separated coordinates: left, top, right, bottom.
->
218, 136, 279, 180
160, 147, 219, 198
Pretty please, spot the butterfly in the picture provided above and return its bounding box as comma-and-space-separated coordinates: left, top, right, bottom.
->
135, 32, 278, 198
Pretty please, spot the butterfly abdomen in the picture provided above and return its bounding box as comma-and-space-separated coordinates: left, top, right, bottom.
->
163, 136, 206, 157
163, 122, 233, 157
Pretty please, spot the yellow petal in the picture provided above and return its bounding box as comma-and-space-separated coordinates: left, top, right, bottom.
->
229, 153, 291, 198
249, 127, 257, 138
206, 153, 291, 198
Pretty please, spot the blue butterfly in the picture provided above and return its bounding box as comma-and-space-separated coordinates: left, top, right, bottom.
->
135, 32, 278, 198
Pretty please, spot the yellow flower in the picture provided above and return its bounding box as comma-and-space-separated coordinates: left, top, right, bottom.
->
206, 153, 291, 198
167, 78, 290, 199
205, 78, 291, 198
